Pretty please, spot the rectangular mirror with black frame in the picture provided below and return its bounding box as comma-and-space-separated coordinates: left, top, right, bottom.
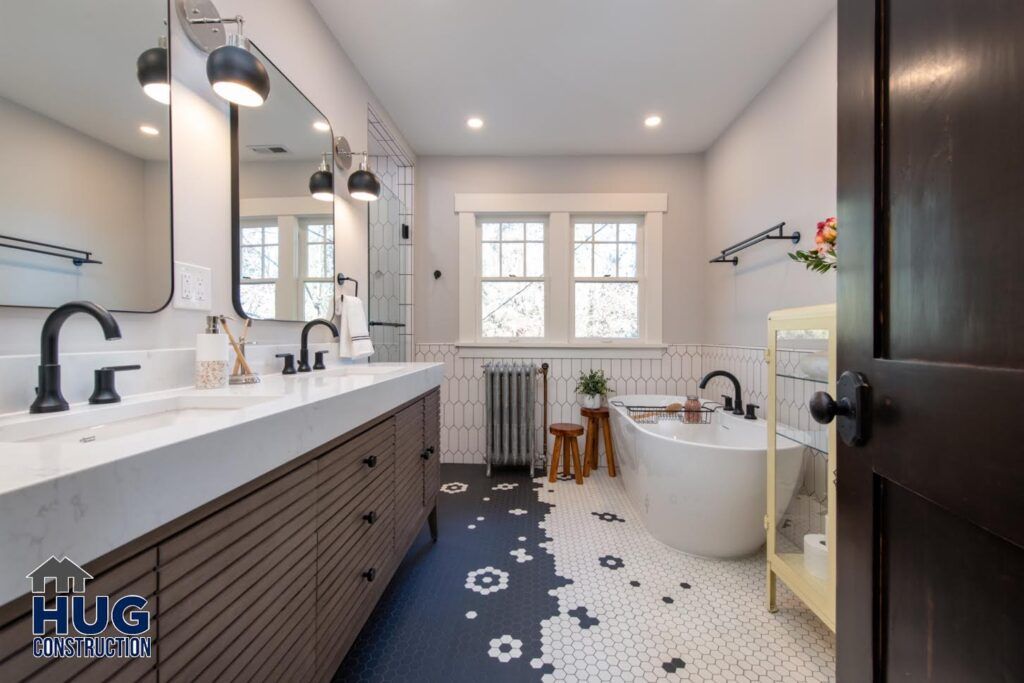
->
0, 0, 173, 312
232, 44, 335, 323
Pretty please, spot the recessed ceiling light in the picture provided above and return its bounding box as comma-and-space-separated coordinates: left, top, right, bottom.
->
313, 120, 330, 132
466, 117, 484, 130
644, 115, 662, 128
139, 125, 160, 136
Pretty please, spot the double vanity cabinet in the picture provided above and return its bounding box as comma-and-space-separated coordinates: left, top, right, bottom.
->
0, 383, 440, 682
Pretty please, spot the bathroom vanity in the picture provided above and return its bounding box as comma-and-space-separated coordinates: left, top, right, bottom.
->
0, 363, 442, 682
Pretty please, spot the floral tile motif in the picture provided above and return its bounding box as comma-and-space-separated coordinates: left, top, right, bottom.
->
441, 482, 469, 494
508, 508, 528, 516
492, 483, 518, 491
597, 555, 625, 570
591, 511, 625, 523
465, 566, 510, 596
487, 635, 524, 663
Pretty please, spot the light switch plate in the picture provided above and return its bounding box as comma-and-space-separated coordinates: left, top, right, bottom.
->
173, 262, 212, 311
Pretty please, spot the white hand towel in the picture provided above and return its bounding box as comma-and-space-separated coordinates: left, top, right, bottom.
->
339, 296, 374, 359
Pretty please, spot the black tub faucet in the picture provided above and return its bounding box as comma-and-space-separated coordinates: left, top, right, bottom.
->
298, 318, 340, 372
30, 301, 122, 413
698, 370, 744, 416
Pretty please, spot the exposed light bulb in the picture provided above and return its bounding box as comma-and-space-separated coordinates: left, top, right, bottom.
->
644, 115, 662, 128
466, 117, 484, 130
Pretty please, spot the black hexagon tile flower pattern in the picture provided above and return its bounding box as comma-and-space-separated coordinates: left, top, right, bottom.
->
333, 463, 835, 682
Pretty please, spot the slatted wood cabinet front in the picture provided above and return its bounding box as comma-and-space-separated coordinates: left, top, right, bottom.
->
0, 389, 441, 683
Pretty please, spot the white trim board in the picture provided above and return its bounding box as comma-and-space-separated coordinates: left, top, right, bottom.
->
454, 193, 668, 214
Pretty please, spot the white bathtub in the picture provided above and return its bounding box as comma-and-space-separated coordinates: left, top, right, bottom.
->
609, 395, 804, 559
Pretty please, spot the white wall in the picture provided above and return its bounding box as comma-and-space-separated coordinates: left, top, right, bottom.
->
0, 95, 168, 311
414, 155, 706, 344
703, 11, 837, 347
0, 0, 412, 357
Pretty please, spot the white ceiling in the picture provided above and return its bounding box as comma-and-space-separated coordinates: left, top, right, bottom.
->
312, 0, 836, 156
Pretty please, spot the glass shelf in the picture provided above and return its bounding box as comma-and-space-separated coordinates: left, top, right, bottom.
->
775, 372, 828, 385
776, 423, 828, 454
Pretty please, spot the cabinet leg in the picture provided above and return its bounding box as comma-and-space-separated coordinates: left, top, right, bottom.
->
428, 504, 438, 543
766, 567, 777, 613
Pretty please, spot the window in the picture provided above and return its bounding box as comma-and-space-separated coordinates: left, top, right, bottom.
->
478, 219, 546, 338
457, 193, 665, 347
300, 219, 334, 320
240, 222, 279, 318
572, 219, 640, 339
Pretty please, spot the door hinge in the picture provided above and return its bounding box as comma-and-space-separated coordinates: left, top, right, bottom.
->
763, 514, 770, 530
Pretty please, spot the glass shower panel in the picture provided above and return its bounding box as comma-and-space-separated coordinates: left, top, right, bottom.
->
367, 184, 408, 361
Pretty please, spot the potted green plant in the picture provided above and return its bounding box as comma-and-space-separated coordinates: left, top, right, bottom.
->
575, 369, 612, 409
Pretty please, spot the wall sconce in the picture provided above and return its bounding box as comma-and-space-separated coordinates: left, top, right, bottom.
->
335, 136, 382, 202
309, 153, 334, 202
176, 0, 270, 107
136, 35, 169, 105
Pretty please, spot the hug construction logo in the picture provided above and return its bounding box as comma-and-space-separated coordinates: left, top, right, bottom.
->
26, 556, 152, 659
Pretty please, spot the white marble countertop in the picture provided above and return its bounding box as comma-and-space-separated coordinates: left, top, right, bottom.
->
0, 362, 443, 606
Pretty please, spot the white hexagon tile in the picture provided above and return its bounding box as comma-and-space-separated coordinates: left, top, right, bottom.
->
534, 470, 835, 682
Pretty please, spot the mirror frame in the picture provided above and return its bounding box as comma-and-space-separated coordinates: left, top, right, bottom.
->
230, 41, 335, 323
0, 0, 175, 315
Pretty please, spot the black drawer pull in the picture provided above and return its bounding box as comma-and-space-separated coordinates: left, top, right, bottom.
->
362, 454, 378, 468
362, 568, 376, 582
363, 511, 378, 525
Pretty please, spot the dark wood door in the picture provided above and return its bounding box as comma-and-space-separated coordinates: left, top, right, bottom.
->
837, 0, 1024, 680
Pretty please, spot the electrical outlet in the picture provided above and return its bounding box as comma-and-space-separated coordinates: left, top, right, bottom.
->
173, 262, 213, 311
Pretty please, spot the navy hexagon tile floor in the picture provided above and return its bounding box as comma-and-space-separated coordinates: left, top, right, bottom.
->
333, 464, 835, 682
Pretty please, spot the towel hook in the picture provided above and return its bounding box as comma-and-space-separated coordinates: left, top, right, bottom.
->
337, 273, 359, 297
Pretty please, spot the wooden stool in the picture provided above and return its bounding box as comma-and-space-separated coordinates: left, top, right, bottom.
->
548, 423, 585, 485
581, 406, 617, 478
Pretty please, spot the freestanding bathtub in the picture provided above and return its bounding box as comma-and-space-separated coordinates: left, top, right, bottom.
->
609, 395, 804, 559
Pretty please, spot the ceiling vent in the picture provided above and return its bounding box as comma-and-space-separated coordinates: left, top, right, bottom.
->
247, 144, 290, 155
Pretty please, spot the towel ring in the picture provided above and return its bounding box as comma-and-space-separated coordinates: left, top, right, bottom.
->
337, 273, 359, 297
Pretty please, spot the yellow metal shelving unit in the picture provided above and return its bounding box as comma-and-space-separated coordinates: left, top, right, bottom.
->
766, 304, 836, 631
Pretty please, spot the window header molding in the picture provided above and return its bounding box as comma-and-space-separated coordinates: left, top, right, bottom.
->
454, 193, 668, 214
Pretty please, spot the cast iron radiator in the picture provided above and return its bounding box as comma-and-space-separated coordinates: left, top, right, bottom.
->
484, 362, 539, 476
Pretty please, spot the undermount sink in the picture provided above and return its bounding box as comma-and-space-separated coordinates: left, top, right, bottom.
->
0, 394, 279, 445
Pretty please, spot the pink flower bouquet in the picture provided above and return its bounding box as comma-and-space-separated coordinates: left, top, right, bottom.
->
790, 217, 837, 273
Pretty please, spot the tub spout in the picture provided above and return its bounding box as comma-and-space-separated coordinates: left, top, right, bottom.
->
699, 370, 744, 416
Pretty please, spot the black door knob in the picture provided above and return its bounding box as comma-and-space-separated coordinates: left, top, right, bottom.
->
808, 371, 871, 447
809, 392, 850, 424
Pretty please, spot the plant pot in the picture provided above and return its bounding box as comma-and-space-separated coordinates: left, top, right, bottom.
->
580, 394, 603, 409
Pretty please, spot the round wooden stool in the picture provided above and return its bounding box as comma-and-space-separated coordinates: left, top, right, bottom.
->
548, 423, 585, 485
581, 406, 617, 478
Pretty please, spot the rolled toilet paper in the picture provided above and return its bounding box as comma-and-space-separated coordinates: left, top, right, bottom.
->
804, 533, 828, 580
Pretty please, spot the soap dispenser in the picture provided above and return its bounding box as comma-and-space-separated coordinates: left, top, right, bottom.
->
195, 315, 229, 389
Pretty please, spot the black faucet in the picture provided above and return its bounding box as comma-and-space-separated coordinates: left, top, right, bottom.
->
698, 370, 744, 416
298, 318, 340, 372
30, 301, 122, 413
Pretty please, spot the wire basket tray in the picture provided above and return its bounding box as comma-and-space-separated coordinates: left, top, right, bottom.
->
611, 401, 714, 425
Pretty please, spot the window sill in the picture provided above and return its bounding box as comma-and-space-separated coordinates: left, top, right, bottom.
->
454, 341, 667, 359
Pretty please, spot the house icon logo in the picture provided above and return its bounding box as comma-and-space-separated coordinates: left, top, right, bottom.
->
26, 556, 93, 594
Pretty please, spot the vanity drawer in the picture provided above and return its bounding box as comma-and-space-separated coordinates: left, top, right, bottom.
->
315, 500, 393, 678
316, 418, 395, 512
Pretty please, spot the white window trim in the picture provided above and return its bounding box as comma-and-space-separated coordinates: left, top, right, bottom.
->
457, 193, 665, 347
475, 216, 548, 341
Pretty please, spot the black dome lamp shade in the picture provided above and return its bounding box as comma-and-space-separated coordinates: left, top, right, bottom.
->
309, 154, 334, 202
207, 31, 270, 107
347, 155, 381, 202
136, 36, 169, 105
